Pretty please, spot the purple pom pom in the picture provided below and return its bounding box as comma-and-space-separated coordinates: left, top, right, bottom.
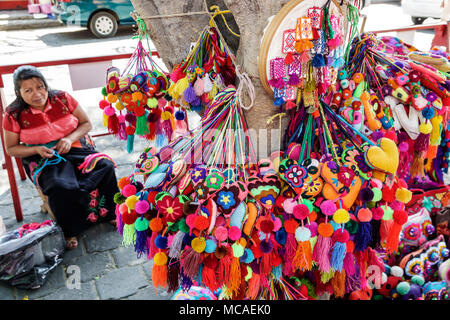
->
359, 188, 374, 202
259, 239, 273, 253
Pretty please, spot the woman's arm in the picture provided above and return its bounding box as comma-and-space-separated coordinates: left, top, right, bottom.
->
55, 104, 93, 154
4, 130, 54, 158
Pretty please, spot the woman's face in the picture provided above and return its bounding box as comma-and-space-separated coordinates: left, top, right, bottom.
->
19, 77, 48, 109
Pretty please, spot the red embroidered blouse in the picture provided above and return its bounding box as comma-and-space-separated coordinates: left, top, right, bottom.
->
3, 91, 80, 145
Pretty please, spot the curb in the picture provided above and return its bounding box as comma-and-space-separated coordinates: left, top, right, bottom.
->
0, 18, 63, 31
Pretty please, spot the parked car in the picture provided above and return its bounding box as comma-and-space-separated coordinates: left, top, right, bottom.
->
52, 0, 135, 38
402, 0, 443, 24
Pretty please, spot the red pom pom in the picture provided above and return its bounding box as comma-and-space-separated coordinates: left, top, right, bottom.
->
393, 210, 408, 225
293, 204, 310, 220
99, 100, 110, 109
147, 191, 158, 205
332, 228, 350, 243
194, 215, 209, 231
122, 209, 138, 224
260, 219, 275, 234
372, 207, 385, 220
228, 226, 241, 241
382, 187, 396, 203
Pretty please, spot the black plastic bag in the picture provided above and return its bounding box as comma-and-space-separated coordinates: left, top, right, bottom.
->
0, 222, 65, 289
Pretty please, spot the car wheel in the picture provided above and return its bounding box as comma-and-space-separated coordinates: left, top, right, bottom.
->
89, 11, 118, 38
411, 17, 426, 25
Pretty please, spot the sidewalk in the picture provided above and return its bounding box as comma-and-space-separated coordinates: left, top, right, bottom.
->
0, 9, 62, 31
0, 76, 172, 300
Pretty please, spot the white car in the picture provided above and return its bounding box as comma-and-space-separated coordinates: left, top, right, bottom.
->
402, 0, 444, 24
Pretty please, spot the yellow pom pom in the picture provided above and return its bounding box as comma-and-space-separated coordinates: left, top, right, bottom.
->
147, 97, 158, 108
154, 252, 168, 266
160, 111, 172, 121
395, 188, 412, 204
132, 91, 143, 102
333, 209, 350, 224
107, 93, 118, 103
191, 237, 206, 253
115, 101, 125, 111
419, 122, 432, 134
125, 195, 139, 210
239, 237, 247, 248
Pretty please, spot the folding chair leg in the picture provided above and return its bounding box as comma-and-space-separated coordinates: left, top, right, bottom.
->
15, 157, 27, 181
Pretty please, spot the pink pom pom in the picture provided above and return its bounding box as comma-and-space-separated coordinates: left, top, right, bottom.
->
104, 106, 116, 117
293, 204, 310, 220
214, 226, 228, 242
117, 114, 126, 123
99, 100, 110, 109
135, 200, 150, 214
158, 98, 167, 108
228, 226, 241, 241
122, 184, 136, 197
390, 200, 403, 211
320, 200, 337, 216
399, 142, 409, 153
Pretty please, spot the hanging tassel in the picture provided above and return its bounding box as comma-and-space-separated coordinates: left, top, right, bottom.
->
170, 66, 185, 83
229, 256, 241, 296
293, 227, 313, 272
107, 113, 120, 134
343, 243, 356, 277
135, 106, 150, 136
259, 240, 274, 277
330, 270, 346, 298
167, 258, 180, 293
284, 52, 295, 65
180, 270, 193, 291
300, 51, 310, 63
183, 82, 197, 104
134, 219, 149, 258
122, 223, 136, 247
287, 73, 300, 86
354, 208, 373, 252
171, 76, 189, 100
216, 246, 232, 289
410, 122, 432, 177
330, 229, 349, 272
246, 272, 261, 300
168, 230, 185, 259
180, 246, 203, 280
283, 232, 297, 276
295, 39, 313, 52
313, 222, 333, 272
312, 54, 326, 67
203, 75, 213, 93
202, 254, 218, 292
193, 76, 205, 96
126, 134, 134, 153
152, 251, 168, 288
102, 113, 109, 128
385, 210, 408, 253
115, 206, 124, 235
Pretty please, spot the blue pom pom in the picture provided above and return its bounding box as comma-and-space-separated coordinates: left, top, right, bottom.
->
422, 107, 435, 120
273, 97, 285, 106
155, 235, 168, 249
275, 229, 287, 246
183, 233, 195, 246
175, 110, 185, 120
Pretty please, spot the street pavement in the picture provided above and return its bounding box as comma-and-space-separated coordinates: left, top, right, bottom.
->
0, 2, 440, 300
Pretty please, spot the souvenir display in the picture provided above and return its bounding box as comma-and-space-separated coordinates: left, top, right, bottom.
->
112, 0, 449, 300
99, 17, 175, 152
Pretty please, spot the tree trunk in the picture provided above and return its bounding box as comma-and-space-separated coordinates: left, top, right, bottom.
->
131, 0, 290, 157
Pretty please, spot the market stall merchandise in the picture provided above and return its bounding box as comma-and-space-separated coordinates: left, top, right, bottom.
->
110, 0, 449, 300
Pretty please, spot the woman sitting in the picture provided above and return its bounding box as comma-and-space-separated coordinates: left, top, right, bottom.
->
2, 65, 119, 249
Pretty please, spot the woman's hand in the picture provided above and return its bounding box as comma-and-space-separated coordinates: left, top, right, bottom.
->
55, 137, 73, 154
34, 146, 54, 159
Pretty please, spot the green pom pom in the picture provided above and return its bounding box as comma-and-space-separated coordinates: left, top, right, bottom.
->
372, 188, 382, 202
178, 218, 190, 233
101, 86, 107, 97
344, 218, 359, 234
135, 216, 149, 231
114, 192, 126, 204
397, 281, 410, 295
411, 275, 425, 286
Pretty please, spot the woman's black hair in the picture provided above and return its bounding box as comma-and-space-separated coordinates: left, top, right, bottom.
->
6, 65, 61, 118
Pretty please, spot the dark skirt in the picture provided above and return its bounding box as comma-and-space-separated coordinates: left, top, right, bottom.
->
21, 139, 119, 237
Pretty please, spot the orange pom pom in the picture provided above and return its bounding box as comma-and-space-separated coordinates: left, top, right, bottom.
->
118, 176, 131, 190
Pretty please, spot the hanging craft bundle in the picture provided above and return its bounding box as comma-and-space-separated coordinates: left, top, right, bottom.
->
168, 25, 236, 114
111, 0, 450, 300
98, 16, 178, 153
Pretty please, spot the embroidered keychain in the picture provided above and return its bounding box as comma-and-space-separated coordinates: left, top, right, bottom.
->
268, 57, 287, 88
295, 17, 314, 52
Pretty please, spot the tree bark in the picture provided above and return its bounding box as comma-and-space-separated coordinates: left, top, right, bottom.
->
131, 0, 290, 157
